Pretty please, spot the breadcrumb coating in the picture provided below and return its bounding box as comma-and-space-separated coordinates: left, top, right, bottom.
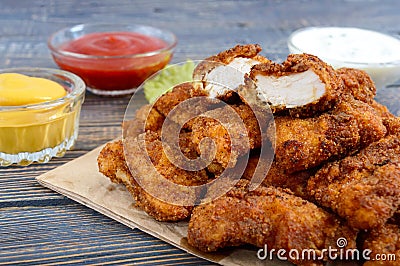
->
272, 97, 386, 173
307, 132, 400, 229
363, 223, 400, 265
336, 67, 376, 103
188, 180, 358, 266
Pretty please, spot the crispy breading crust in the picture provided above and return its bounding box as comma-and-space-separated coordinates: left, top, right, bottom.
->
190, 103, 269, 169
307, 133, 400, 230
241, 153, 314, 199
383, 117, 400, 136
188, 180, 358, 266
98, 129, 212, 222
152, 82, 208, 117
336, 97, 388, 147
97, 140, 130, 185
336, 67, 376, 103
362, 223, 400, 265
370, 100, 396, 120
124, 131, 210, 202
122, 104, 165, 138
272, 97, 387, 173
152, 82, 219, 130
97, 139, 193, 221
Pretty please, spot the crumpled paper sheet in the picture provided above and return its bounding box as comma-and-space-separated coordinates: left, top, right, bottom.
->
36, 144, 355, 266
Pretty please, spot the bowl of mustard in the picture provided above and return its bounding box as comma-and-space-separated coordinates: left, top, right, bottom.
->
0, 68, 85, 166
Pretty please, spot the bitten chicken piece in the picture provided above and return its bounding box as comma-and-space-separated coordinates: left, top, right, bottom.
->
362, 223, 400, 265
272, 97, 387, 173
239, 53, 343, 116
307, 131, 400, 230
193, 44, 270, 99
188, 179, 358, 266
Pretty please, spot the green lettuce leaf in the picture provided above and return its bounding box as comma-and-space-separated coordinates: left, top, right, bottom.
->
143, 60, 195, 103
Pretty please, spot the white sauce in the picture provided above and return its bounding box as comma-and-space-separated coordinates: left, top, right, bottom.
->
204, 57, 260, 98
288, 27, 400, 88
289, 27, 400, 64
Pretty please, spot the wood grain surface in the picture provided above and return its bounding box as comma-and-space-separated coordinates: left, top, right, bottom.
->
0, 0, 399, 265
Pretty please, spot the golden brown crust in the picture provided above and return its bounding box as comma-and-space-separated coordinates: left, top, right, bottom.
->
188, 180, 358, 266
383, 117, 400, 136
307, 133, 400, 230
336, 67, 376, 103
363, 224, 400, 265
122, 104, 165, 138
97, 138, 193, 222
190, 103, 269, 169
152, 82, 219, 130
336, 97, 388, 148
272, 97, 386, 173
98, 129, 213, 222
285, 54, 344, 117
205, 44, 264, 65
97, 140, 130, 185
241, 153, 314, 199
152, 82, 208, 117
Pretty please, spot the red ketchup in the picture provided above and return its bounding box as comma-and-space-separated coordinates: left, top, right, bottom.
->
53, 32, 172, 93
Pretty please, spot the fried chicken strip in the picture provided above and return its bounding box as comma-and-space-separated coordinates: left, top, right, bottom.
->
151, 82, 220, 130
193, 44, 270, 99
188, 179, 358, 266
122, 104, 165, 138
362, 223, 400, 265
272, 97, 387, 173
307, 132, 400, 230
98, 130, 210, 222
383, 117, 400, 136
241, 152, 314, 199
336, 67, 376, 104
98, 138, 192, 221
239, 53, 343, 116
190, 103, 270, 169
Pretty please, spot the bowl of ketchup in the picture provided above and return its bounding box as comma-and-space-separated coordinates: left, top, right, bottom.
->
48, 23, 177, 96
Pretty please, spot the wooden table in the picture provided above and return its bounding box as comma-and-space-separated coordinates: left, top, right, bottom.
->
1, 1, 399, 265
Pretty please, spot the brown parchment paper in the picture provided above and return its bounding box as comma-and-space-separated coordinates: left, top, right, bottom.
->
36, 144, 355, 266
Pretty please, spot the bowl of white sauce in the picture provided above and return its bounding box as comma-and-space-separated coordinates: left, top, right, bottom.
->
288, 27, 400, 89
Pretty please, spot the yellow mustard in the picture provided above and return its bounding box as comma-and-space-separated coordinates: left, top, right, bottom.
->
0, 73, 76, 155
0, 73, 66, 105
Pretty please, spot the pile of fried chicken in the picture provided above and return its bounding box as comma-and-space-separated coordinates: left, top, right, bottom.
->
97, 44, 400, 266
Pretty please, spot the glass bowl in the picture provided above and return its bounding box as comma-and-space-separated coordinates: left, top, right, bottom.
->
48, 23, 177, 96
287, 27, 400, 89
0, 68, 85, 166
